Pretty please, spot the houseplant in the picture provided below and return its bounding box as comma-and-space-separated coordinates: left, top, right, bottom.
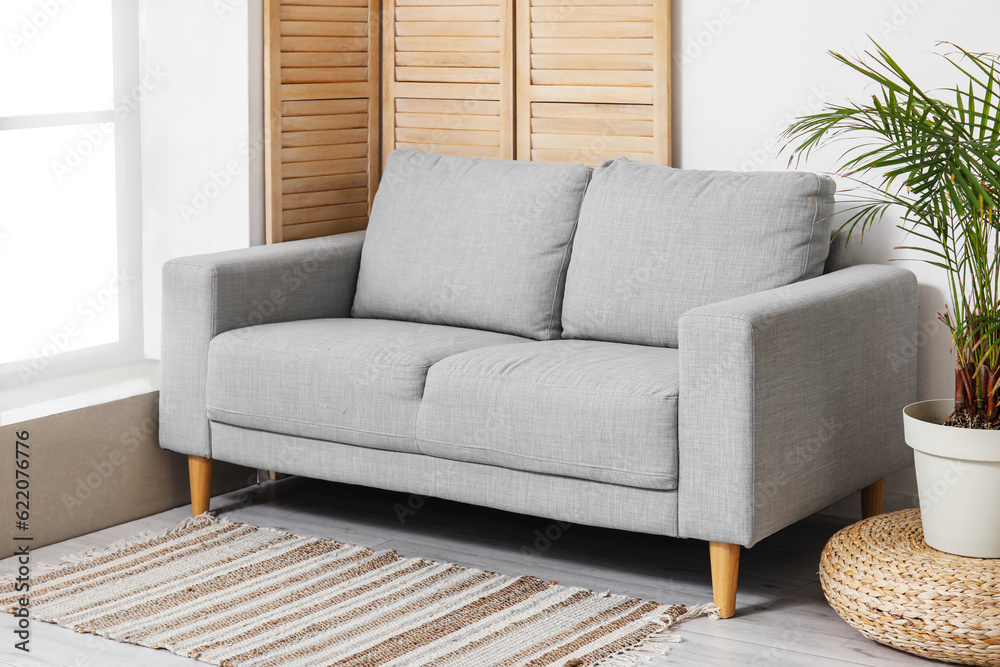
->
783, 41, 1000, 558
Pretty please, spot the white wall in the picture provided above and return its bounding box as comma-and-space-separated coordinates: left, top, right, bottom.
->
134, 0, 994, 492
139, 0, 264, 359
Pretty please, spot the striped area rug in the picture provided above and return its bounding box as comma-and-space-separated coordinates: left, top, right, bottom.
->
1, 515, 715, 666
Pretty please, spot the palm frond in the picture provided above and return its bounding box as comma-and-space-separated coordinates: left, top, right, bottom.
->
783, 40, 1000, 422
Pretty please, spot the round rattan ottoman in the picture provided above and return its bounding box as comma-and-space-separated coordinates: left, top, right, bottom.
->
820, 508, 1000, 666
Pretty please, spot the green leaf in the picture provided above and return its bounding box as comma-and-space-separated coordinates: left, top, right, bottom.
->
782, 39, 1000, 418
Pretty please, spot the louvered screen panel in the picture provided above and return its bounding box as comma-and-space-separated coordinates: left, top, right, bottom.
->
265, 0, 381, 243
382, 0, 514, 162
516, 0, 670, 165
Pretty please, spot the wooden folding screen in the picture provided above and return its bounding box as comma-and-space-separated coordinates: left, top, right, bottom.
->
515, 0, 670, 166
265, 0, 381, 243
265, 0, 669, 242
381, 0, 515, 161
378, 0, 668, 166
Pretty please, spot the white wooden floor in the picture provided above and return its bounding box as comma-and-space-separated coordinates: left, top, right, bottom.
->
0, 478, 938, 666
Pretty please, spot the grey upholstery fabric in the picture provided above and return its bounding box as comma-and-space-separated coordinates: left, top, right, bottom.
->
159, 232, 366, 458
352, 148, 592, 340
206, 319, 527, 453
677, 264, 917, 547
211, 423, 679, 537
158, 156, 923, 552
562, 159, 836, 347
416, 340, 679, 489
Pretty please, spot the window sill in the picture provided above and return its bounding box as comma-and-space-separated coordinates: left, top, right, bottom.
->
0, 360, 160, 426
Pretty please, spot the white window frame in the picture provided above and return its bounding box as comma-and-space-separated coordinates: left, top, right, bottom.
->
0, 0, 143, 391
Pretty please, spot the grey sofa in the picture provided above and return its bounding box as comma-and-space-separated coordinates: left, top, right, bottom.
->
159, 148, 917, 618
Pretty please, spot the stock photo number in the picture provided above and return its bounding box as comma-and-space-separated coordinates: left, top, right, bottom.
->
12, 430, 31, 653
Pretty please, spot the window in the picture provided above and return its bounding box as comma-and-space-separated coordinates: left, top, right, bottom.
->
0, 0, 142, 390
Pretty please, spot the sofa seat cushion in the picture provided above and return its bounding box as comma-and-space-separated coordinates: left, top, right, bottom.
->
561, 158, 836, 347
206, 319, 528, 453
416, 340, 679, 490
352, 148, 592, 340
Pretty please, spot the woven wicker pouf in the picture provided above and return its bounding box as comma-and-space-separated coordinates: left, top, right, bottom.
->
820, 508, 1000, 666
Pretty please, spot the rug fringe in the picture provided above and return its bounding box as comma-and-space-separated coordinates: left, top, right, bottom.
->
589, 603, 718, 667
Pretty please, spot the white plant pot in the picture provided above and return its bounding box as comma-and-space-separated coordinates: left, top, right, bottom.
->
903, 399, 1000, 558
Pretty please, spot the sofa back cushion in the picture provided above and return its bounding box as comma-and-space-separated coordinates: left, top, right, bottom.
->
352, 148, 592, 340
561, 159, 835, 347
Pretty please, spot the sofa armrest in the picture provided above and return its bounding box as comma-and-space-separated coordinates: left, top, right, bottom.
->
159, 231, 365, 457
677, 264, 918, 547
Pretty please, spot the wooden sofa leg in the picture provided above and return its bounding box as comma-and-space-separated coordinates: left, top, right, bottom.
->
861, 478, 885, 519
189, 455, 213, 517
709, 541, 740, 619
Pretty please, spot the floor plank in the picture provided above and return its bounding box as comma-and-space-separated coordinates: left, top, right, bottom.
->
0, 479, 937, 666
